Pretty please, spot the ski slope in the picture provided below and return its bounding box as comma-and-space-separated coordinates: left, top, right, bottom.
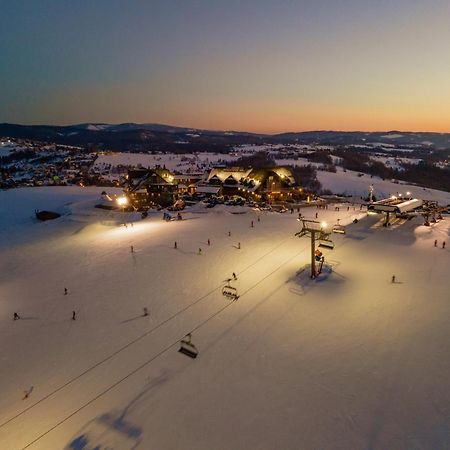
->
0, 186, 450, 450
317, 167, 450, 204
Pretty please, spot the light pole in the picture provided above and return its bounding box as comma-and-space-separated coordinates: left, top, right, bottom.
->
117, 196, 129, 225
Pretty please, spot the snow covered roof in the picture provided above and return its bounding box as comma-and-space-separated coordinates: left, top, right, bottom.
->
207, 168, 252, 183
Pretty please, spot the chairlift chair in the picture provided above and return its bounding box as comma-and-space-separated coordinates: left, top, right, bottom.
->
318, 239, 334, 250
179, 335, 198, 359
332, 224, 346, 234
222, 285, 239, 301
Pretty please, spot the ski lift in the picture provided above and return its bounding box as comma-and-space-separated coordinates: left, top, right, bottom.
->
318, 239, 334, 250
222, 285, 239, 301
178, 334, 198, 359
332, 224, 346, 234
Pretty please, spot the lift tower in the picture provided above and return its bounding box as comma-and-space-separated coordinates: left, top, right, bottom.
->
295, 219, 343, 278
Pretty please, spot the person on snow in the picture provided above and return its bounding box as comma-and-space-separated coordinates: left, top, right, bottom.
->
174, 241, 177, 249
23, 386, 33, 399
64, 287, 68, 295
251, 221, 254, 228
143, 307, 149, 317
72, 311, 76, 320
233, 272, 237, 280
434, 239, 438, 247
130, 245, 134, 253
391, 275, 396, 283
443, 242, 446, 249
207, 239, 211, 246
257, 217, 260, 222
198, 248, 202, 255
237, 242, 241, 249
13, 312, 20, 320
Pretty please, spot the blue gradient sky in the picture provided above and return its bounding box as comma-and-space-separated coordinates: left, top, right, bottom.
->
1, 0, 450, 132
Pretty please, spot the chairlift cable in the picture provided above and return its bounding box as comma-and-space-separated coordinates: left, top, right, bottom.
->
20, 245, 306, 449
0, 234, 296, 431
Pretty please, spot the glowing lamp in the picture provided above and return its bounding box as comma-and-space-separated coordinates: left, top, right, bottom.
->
117, 196, 128, 206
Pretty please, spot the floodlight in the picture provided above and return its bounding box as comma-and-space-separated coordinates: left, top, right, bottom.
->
117, 196, 128, 206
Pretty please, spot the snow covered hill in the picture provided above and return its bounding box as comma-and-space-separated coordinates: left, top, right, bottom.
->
317, 167, 450, 204
0, 187, 449, 449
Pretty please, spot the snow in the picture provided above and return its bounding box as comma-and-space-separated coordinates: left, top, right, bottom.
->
317, 167, 450, 204
0, 186, 121, 250
1, 186, 450, 449
84, 124, 110, 131
370, 156, 421, 171
380, 134, 404, 139
93, 152, 237, 173
0, 142, 26, 156
93, 152, 327, 178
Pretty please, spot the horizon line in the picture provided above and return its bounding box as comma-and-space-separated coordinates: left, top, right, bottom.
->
1, 121, 450, 136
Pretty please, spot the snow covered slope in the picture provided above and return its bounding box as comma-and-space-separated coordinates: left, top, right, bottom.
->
318, 167, 450, 204
0, 187, 450, 449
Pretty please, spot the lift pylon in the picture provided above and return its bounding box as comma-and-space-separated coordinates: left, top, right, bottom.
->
295, 219, 335, 278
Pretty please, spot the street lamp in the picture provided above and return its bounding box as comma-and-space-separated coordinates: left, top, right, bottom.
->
116, 196, 129, 225
117, 196, 128, 207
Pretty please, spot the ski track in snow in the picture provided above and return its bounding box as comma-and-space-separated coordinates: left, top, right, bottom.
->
0, 186, 450, 449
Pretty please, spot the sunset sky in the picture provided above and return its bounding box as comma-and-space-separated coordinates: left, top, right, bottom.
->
1, 0, 450, 133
